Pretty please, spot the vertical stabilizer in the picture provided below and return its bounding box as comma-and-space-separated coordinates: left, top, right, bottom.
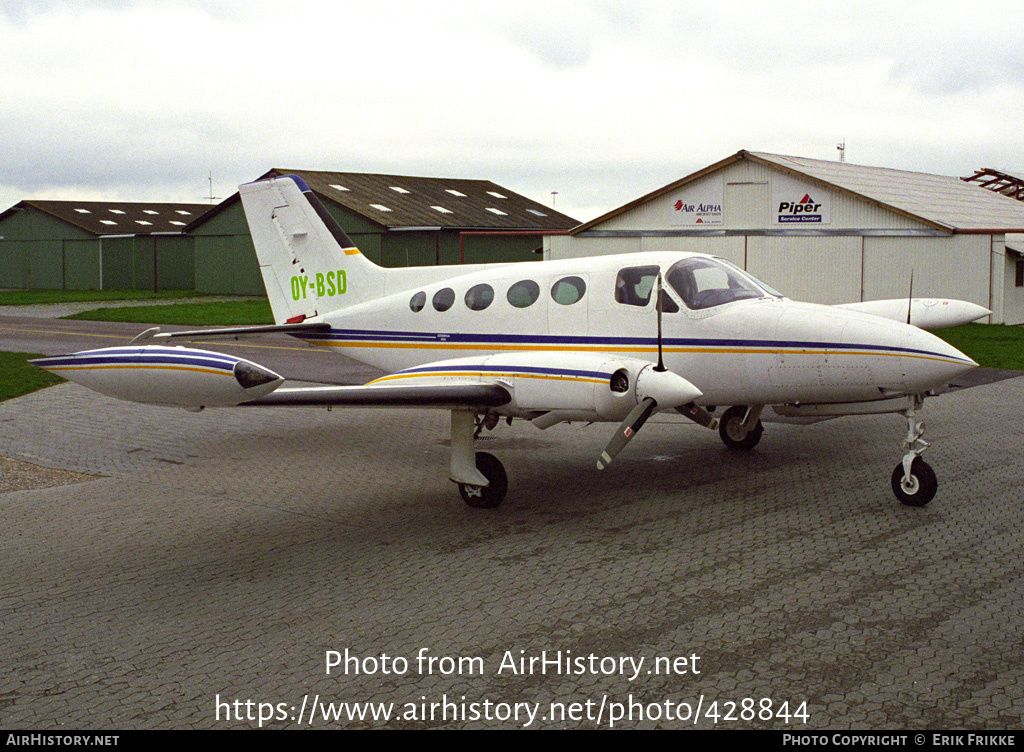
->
239, 175, 385, 324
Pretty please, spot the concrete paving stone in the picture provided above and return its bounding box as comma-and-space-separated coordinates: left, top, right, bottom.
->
0, 372, 1022, 729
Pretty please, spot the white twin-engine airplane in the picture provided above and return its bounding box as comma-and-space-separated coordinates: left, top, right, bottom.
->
33, 175, 989, 509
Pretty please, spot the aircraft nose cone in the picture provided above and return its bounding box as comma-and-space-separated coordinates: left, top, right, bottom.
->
901, 327, 978, 392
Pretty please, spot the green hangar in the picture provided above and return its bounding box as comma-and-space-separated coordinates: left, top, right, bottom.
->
0, 200, 214, 291
187, 169, 579, 295
0, 169, 579, 295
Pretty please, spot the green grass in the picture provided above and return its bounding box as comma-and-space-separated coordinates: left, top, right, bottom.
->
0, 289, 207, 306
0, 352, 64, 402
63, 299, 274, 326
932, 324, 1024, 371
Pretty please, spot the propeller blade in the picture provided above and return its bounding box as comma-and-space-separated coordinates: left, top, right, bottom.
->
655, 273, 666, 372
907, 270, 914, 325
597, 397, 658, 470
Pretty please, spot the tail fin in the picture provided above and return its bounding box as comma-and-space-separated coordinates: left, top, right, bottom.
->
239, 175, 385, 324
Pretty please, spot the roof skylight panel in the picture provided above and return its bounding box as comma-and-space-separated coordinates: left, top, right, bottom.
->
74, 208, 91, 214
109, 209, 125, 215
446, 189, 467, 197
370, 203, 392, 212
330, 185, 349, 192
432, 206, 453, 214
486, 208, 507, 216
175, 210, 193, 215
487, 191, 506, 199
390, 186, 410, 194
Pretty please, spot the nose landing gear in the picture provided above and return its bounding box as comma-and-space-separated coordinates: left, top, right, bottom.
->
891, 396, 937, 507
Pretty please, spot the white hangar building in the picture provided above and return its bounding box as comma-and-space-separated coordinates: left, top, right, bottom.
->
547, 150, 1024, 324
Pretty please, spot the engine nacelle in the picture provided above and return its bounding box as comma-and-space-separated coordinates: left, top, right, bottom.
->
383, 352, 701, 424
30, 345, 284, 409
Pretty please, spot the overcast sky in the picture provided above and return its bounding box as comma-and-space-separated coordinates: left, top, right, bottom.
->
2, 0, 1022, 223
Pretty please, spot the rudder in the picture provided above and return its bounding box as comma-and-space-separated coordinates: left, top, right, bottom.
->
239, 175, 385, 324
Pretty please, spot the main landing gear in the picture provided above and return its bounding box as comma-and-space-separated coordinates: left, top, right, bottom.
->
891, 395, 937, 507
457, 451, 508, 509
449, 410, 508, 508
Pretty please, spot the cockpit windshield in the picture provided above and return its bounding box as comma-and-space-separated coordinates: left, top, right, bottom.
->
665, 257, 771, 310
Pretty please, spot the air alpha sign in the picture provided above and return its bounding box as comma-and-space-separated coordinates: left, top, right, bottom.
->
771, 174, 831, 225
669, 181, 724, 226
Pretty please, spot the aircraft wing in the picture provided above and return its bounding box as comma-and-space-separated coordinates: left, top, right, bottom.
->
32, 345, 698, 427
30, 344, 513, 410
243, 382, 511, 409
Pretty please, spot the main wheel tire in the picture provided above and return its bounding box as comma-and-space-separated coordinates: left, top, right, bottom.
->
891, 457, 937, 507
719, 405, 763, 451
458, 452, 508, 508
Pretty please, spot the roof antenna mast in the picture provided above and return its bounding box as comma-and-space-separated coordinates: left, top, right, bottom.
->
204, 172, 222, 205
837, 139, 846, 163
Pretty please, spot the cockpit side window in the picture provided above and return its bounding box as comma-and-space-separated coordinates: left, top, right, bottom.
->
666, 257, 764, 310
614, 266, 660, 307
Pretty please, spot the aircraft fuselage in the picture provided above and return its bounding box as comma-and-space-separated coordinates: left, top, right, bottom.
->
307, 252, 975, 410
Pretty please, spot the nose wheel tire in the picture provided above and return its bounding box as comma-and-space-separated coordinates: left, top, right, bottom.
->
719, 405, 763, 451
458, 452, 508, 508
891, 457, 937, 507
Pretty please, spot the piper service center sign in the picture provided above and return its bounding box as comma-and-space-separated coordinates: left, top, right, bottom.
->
772, 173, 831, 225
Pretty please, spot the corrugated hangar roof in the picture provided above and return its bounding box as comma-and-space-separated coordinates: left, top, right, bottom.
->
262, 168, 578, 231
1, 200, 215, 236
748, 151, 1024, 233
575, 150, 1024, 234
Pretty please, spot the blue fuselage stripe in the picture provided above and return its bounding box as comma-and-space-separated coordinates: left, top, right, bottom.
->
395, 364, 611, 379
33, 353, 237, 371
295, 328, 969, 363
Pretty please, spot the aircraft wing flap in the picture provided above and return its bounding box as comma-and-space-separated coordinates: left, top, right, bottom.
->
241, 382, 511, 409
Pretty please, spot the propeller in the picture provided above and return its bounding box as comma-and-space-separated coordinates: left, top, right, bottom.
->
597, 397, 658, 470
655, 273, 666, 372
597, 273, 666, 470
595, 285, 703, 470
907, 269, 914, 325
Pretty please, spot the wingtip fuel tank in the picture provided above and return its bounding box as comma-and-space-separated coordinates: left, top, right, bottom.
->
836, 298, 991, 330
30, 345, 284, 409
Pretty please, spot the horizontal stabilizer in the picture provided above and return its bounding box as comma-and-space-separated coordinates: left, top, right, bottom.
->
130, 321, 331, 344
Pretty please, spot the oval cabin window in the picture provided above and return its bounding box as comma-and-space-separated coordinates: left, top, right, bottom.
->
432, 288, 455, 312
465, 283, 495, 311
551, 276, 586, 305
507, 280, 540, 308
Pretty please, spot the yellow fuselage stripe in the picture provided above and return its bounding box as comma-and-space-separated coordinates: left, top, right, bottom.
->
43, 364, 231, 376
303, 340, 966, 366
